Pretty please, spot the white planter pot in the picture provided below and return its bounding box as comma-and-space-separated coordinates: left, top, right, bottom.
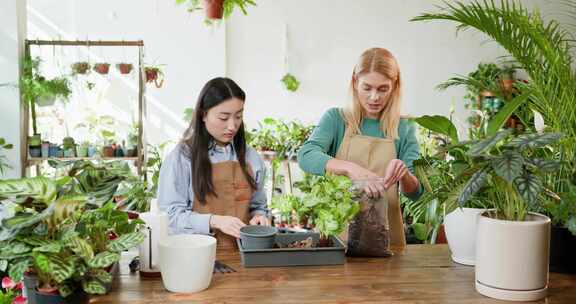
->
444, 207, 487, 266
475, 212, 551, 301
159, 234, 216, 293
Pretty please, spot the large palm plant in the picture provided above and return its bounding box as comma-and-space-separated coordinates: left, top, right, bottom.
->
411, 0, 576, 196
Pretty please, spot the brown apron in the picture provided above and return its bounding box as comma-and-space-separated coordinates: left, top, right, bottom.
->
336, 127, 407, 256
192, 161, 254, 250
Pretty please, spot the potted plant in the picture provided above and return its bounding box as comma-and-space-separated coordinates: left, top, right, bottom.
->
452, 129, 562, 301
176, 0, 256, 21
41, 141, 50, 158
281, 73, 300, 92
116, 63, 133, 75
20, 57, 72, 154
28, 135, 42, 158
62, 137, 76, 158
72, 62, 90, 75
0, 138, 14, 176
0, 162, 142, 302
77, 142, 90, 158
544, 181, 576, 274
93, 63, 110, 75
144, 66, 164, 88
412, 115, 492, 264
412, 2, 576, 276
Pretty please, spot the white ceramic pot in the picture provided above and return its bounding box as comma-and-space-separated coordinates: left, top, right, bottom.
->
475, 212, 551, 301
444, 207, 487, 266
159, 234, 216, 293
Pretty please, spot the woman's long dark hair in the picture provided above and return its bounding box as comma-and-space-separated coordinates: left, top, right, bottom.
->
181, 77, 256, 204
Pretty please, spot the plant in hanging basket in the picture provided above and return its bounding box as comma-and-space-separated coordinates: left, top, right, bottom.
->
72, 62, 91, 75
93, 63, 110, 75
144, 66, 165, 88
176, 0, 256, 22
281, 73, 300, 92
116, 63, 133, 75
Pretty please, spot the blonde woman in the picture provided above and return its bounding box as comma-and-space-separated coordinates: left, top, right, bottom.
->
297, 48, 423, 256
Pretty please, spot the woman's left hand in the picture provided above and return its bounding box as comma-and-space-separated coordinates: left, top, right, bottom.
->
249, 214, 270, 226
383, 159, 409, 189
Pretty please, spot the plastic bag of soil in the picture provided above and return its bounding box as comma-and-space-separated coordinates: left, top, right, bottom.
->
346, 182, 392, 257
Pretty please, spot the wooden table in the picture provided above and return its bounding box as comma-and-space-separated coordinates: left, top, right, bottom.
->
93, 245, 576, 303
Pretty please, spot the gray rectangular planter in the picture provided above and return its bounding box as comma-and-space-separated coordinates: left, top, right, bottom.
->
237, 230, 345, 267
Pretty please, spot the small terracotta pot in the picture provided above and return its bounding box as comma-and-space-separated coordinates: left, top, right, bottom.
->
204, 0, 224, 19
116, 63, 133, 74
94, 63, 110, 75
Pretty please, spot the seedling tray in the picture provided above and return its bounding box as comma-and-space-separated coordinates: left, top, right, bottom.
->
237, 230, 346, 267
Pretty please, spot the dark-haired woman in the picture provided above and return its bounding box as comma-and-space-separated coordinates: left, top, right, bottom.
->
158, 77, 269, 249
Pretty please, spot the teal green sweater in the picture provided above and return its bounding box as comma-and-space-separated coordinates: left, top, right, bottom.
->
297, 108, 423, 201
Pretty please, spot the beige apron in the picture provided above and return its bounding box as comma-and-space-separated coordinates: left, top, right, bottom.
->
192, 161, 253, 250
336, 127, 407, 256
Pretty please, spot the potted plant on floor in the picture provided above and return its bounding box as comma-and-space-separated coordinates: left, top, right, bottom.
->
544, 181, 576, 274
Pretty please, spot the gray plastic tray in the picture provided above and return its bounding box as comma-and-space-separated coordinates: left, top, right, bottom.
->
237, 230, 346, 267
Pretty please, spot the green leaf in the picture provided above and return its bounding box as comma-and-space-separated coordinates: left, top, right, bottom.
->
414, 115, 459, 143
458, 167, 489, 207
0, 176, 57, 204
468, 129, 512, 156
91, 269, 113, 283
492, 151, 524, 183
486, 91, 531, 136
514, 172, 543, 207
526, 158, 562, 173
0, 259, 7, 272
82, 279, 107, 295
64, 235, 94, 262
33, 242, 62, 253
567, 216, 576, 236
412, 223, 428, 241
46, 254, 75, 283
34, 253, 51, 274
106, 231, 145, 252
9, 258, 30, 282
87, 251, 120, 268
59, 283, 74, 298
507, 132, 563, 150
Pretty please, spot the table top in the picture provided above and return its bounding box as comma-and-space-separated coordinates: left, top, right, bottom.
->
93, 245, 576, 303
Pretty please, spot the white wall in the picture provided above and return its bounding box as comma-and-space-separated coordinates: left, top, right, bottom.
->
27, 0, 226, 146
0, 0, 26, 178
17, 0, 573, 148
226, 0, 562, 133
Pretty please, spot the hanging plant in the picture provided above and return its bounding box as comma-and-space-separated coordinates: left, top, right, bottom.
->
72, 62, 90, 75
116, 63, 133, 75
281, 73, 300, 92
176, 0, 256, 22
144, 66, 165, 88
94, 63, 110, 75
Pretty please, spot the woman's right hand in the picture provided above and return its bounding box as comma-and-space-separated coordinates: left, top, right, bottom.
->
209, 215, 246, 238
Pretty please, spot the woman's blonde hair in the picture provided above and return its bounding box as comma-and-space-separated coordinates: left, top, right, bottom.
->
343, 48, 402, 139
